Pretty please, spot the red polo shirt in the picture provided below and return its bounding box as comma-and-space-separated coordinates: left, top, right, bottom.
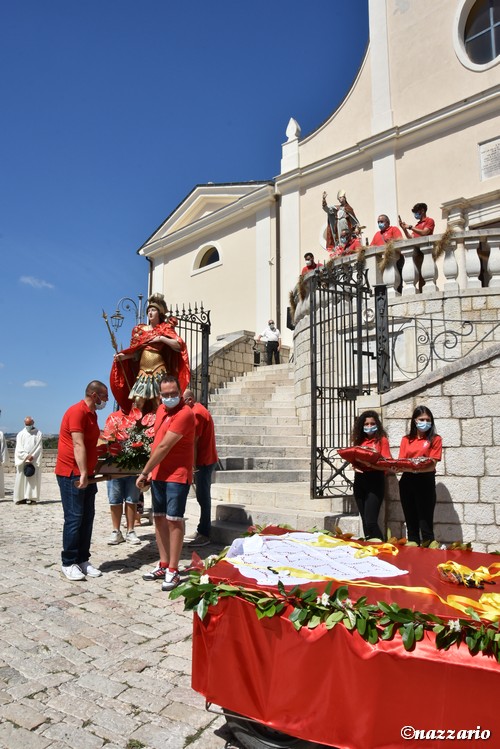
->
399, 435, 442, 461
370, 226, 403, 246
412, 217, 435, 237
192, 402, 218, 466
55, 400, 100, 477
151, 402, 195, 483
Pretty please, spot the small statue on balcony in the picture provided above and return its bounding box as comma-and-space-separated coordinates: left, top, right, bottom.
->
322, 190, 361, 251
110, 293, 190, 414
398, 203, 435, 238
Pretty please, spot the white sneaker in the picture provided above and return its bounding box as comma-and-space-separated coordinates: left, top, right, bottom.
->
161, 569, 180, 591
126, 530, 141, 545
61, 564, 86, 581
79, 561, 102, 578
107, 529, 125, 545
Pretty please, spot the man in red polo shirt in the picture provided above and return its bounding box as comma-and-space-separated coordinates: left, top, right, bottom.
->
137, 375, 195, 592
370, 214, 403, 246
301, 252, 323, 275
183, 389, 218, 547
56, 380, 109, 581
399, 203, 435, 239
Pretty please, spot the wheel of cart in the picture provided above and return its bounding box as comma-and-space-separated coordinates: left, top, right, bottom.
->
223, 710, 328, 749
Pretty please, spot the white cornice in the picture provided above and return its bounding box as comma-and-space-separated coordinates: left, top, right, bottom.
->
140, 183, 276, 257
276, 85, 500, 190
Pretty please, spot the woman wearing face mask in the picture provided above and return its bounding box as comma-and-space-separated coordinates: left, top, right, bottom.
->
111, 293, 190, 414
398, 203, 435, 239
350, 410, 392, 541
398, 405, 442, 545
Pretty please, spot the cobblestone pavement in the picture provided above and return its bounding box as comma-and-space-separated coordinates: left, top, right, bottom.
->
0, 474, 239, 749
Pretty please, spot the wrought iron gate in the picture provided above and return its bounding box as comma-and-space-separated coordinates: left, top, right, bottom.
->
310, 262, 376, 497
167, 303, 211, 406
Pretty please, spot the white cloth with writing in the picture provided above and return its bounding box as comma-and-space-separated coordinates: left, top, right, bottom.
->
226, 532, 408, 586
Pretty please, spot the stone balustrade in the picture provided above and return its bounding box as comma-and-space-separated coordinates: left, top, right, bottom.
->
364, 228, 500, 297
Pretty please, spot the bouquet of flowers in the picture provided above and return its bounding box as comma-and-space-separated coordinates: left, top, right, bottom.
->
98, 407, 155, 473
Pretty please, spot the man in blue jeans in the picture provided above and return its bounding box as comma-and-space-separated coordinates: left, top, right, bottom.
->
183, 389, 218, 546
55, 380, 109, 581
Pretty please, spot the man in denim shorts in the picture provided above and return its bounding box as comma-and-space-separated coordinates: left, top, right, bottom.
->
136, 375, 195, 591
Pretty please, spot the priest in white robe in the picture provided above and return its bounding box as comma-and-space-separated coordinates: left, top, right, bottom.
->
0, 430, 8, 499
13, 416, 43, 504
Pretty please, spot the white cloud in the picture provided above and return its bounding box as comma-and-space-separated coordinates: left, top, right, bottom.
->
23, 380, 48, 388
20, 276, 55, 290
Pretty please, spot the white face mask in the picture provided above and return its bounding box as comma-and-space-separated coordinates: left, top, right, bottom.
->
94, 400, 107, 411
26, 424, 35, 431
162, 396, 180, 410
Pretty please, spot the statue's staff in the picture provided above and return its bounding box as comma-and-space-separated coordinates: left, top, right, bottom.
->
102, 309, 132, 392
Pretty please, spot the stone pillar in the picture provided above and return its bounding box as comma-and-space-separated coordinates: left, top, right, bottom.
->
420, 242, 437, 293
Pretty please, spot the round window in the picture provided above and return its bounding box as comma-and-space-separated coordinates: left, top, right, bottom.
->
454, 0, 500, 70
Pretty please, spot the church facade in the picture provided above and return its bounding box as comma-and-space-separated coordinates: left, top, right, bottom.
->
138, 0, 500, 346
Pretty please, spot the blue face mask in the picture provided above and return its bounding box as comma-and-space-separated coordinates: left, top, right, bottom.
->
363, 425, 378, 435
413, 212, 421, 221
162, 396, 180, 409
340, 237, 348, 245
378, 222, 387, 231
415, 420, 431, 432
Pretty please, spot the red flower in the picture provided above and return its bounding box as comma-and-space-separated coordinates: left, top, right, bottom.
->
144, 426, 155, 438
131, 441, 144, 449
141, 412, 156, 427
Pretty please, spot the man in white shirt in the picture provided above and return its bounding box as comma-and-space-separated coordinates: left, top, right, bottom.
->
13, 416, 43, 504
257, 320, 282, 365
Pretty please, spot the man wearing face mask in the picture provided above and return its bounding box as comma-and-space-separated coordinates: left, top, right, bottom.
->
56, 381, 109, 581
370, 214, 403, 246
257, 320, 282, 365
13, 416, 43, 505
301, 252, 323, 275
329, 229, 362, 259
399, 203, 435, 239
137, 375, 195, 592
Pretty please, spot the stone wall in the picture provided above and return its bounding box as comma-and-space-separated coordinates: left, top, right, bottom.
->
381, 344, 500, 553
291, 267, 500, 551
3, 449, 58, 474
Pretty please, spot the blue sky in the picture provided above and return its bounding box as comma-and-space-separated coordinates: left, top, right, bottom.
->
0, 0, 369, 434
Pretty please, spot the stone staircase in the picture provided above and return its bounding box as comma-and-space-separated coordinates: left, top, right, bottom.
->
185, 363, 360, 545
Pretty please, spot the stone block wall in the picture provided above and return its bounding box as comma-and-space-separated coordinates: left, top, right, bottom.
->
381, 344, 500, 552
3, 449, 57, 474
291, 271, 500, 551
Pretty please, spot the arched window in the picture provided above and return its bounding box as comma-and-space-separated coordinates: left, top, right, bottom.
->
454, 0, 500, 70
199, 246, 220, 267
192, 242, 222, 275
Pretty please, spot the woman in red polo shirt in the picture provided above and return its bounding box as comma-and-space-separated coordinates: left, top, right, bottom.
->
350, 410, 392, 541
398, 405, 442, 545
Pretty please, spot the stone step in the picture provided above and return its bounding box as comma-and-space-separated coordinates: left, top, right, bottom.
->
211, 481, 356, 513
211, 390, 295, 403
216, 433, 310, 447
213, 414, 302, 426
217, 445, 310, 458
217, 375, 293, 393
218, 456, 309, 471
215, 424, 306, 436
211, 406, 297, 418
214, 468, 310, 483
213, 503, 361, 537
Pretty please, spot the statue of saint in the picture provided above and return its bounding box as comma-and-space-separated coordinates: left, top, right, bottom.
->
110, 293, 190, 414
322, 190, 360, 251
